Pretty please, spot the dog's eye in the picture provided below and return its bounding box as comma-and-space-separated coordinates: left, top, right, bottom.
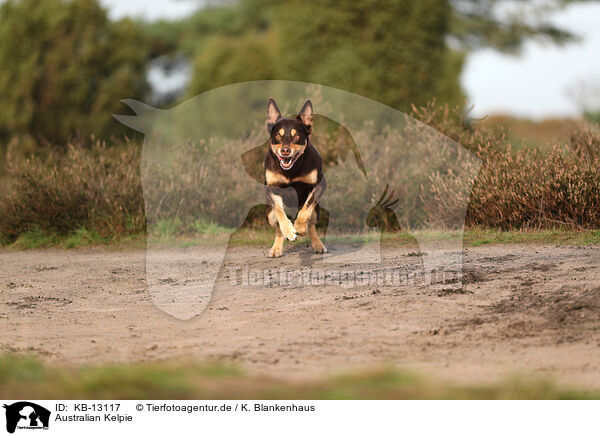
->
293, 135, 300, 141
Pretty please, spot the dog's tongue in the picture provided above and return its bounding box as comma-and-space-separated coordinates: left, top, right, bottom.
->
280, 156, 293, 168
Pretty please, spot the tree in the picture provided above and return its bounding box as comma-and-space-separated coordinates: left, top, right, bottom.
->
178, 0, 588, 111
0, 0, 152, 146
186, 0, 463, 110
449, 0, 580, 54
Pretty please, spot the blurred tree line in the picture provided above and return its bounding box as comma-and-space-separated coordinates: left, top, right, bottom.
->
0, 0, 149, 152
0, 0, 586, 153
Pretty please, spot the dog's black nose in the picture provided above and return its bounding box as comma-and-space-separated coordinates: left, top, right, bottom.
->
280, 146, 292, 156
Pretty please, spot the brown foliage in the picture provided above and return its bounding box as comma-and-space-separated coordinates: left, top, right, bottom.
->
0, 141, 144, 240
413, 102, 600, 229
2, 102, 599, 243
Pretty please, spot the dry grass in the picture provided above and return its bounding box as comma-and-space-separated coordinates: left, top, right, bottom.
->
480, 114, 586, 150
1, 101, 600, 245
413, 102, 600, 230
0, 141, 145, 243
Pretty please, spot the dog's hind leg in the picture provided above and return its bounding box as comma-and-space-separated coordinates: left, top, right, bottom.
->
308, 209, 326, 254
267, 206, 285, 258
294, 177, 326, 236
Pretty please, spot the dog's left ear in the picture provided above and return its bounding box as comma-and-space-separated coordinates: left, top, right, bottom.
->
297, 100, 313, 134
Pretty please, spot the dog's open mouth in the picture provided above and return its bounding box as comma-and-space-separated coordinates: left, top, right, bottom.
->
277, 153, 301, 170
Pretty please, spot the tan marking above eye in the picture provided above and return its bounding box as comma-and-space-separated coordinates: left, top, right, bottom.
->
291, 129, 296, 136
278, 128, 285, 136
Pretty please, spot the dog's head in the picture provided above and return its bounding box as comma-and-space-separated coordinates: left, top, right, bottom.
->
266, 98, 313, 170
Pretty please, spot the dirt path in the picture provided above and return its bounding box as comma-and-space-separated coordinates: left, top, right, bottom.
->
2, 243, 600, 388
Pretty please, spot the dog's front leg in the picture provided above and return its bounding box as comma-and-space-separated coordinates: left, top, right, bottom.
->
294, 177, 326, 235
266, 186, 297, 242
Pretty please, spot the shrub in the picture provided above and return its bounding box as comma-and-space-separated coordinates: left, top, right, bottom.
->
414, 102, 600, 229
0, 141, 144, 241
2, 101, 600, 245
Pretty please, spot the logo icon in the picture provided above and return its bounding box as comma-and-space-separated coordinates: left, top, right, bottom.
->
3, 402, 50, 434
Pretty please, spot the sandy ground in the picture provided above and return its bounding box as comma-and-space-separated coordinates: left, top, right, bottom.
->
2, 242, 600, 388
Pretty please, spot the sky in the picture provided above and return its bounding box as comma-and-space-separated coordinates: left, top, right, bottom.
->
100, 0, 600, 120
462, 2, 600, 119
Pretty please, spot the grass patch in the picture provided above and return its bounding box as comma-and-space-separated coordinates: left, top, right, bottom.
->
169, 227, 600, 249
4, 226, 144, 250
148, 218, 235, 246
464, 228, 600, 247
4, 226, 600, 251
0, 354, 597, 400
10, 226, 60, 249
62, 228, 107, 248
191, 219, 232, 235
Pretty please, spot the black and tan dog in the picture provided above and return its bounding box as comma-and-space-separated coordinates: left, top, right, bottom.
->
264, 98, 327, 258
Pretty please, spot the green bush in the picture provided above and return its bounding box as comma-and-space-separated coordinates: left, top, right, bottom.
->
0, 0, 151, 146
186, 0, 464, 110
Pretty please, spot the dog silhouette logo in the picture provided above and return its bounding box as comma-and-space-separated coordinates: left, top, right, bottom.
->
115, 80, 481, 319
3, 402, 50, 433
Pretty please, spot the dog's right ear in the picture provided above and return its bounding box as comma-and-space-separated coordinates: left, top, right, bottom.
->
266, 98, 282, 132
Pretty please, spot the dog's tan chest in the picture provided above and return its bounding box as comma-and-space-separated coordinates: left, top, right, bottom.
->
266, 169, 318, 186
266, 169, 290, 185
292, 169, 318, 185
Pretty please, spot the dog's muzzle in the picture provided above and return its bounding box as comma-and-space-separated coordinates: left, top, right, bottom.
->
276, 139, 307, 170
277, 152, 301, 170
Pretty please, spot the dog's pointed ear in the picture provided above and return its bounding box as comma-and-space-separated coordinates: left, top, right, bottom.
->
297, 99, 313, 134
266, 98, 282, 132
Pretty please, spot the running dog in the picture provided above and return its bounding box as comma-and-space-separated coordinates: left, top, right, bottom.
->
264, 98, 327, 258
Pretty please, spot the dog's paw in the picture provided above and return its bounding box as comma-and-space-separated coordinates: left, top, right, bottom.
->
280, 220, 297, 241
293, 219, 307, 236
268, 246, 283, 258
312, 240, 327, 254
